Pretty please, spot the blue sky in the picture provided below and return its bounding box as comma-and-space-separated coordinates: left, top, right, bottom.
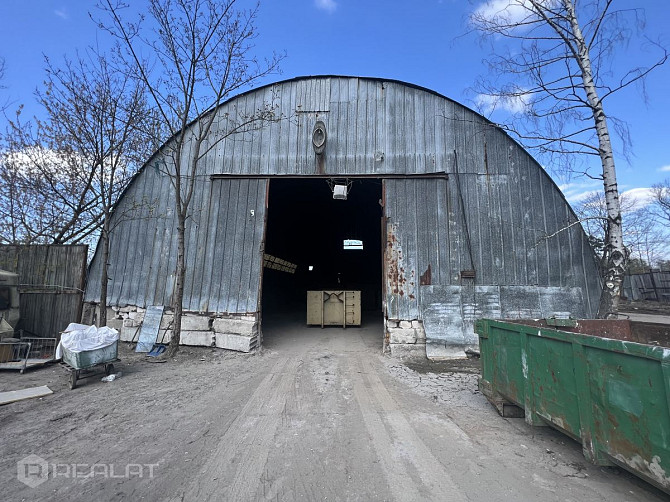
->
1, 0, 669, 206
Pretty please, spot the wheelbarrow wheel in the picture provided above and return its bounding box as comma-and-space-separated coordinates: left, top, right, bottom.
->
69, 370, 79, 390
105, 363, 115, 376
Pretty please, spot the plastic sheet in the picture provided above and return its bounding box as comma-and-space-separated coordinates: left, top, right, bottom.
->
56, 323, 119, 359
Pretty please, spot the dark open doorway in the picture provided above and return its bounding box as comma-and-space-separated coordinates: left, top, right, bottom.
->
261, 178, 383, 335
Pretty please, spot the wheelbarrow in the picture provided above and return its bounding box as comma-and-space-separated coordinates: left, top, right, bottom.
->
60, 340, 120, 389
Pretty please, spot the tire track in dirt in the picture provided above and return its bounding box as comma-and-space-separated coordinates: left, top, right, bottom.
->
350, 354, 468, 502
178, 354, 301, 501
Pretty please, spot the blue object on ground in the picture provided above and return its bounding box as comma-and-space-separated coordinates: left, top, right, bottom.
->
147, 344, 167, 357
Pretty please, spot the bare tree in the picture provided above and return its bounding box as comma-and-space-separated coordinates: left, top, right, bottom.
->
40, 53, 155, 326
2, 117, 104, 245
0, 57, 8, 113
469, 0, 667, 318
1, 52, 153, 326
650, 178, 670, 224
97, 0, 282, 356
575, 191, 668, 271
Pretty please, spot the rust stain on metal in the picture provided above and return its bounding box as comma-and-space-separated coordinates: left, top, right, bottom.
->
385, 222, 416, 302
420, 264, 432, 286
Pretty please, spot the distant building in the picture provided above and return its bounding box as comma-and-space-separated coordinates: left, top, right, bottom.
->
85, 76, 600, 359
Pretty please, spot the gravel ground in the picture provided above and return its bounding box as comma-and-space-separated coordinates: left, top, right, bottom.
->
0, 319, 667, 501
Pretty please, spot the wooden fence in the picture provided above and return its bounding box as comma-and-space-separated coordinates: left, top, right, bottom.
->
0, 245, 88, 337
623, 270, 670, 302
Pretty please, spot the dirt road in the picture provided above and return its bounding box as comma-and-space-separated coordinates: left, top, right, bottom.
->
0, 316, 665, 501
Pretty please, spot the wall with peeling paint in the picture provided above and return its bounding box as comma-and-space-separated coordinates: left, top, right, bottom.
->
85, 76, 601, 355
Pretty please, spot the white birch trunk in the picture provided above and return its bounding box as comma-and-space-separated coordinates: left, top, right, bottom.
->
564, 0, 627, 318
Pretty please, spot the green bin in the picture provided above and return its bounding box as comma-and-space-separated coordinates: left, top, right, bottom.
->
476, 318, 670, 494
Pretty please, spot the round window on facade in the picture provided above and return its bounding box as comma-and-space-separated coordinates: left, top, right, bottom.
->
312, 120, 327, 155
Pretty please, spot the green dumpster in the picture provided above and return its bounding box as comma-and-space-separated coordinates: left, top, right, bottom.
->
476, 318, 670, 494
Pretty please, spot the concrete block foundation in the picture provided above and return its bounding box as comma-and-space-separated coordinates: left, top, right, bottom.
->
84, 302, 261, 354
385, 319, 426, 360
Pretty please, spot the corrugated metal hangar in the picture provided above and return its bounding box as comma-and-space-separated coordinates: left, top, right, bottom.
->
84, 76, 601, 358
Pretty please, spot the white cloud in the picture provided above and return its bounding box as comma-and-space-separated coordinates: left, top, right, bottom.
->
559, 183, 599, 204
658, 165, 670, 172
476, 92, 532, 114
315, 0, 337, 14
559, 181, 656, 209
621, 187, 655, 209
473, 0, 531, 25
471, 0, 558, 27
54, 9, 68, 20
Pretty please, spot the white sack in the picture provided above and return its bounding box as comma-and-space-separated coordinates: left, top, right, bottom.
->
56, 323, 119, 358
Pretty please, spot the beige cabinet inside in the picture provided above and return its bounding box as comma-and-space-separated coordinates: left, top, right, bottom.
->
306, 290, 361, 327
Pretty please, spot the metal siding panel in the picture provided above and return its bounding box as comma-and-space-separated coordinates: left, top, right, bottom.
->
199, 180, 221, 311
416, 179, 431, 292
396, 84, 408, 174
116, 170, 146, 305
223, 180, 248, 312
184, 177, 207, 310
242, 92, 256, 173
466, 172, 485, 284
375, 81, 386, 175
146, 171, 172, 306
437, 178, 450, 285
543, 174, 563, 286
287, 81, 299, 174
275, 82, 291, 174
265, 93, 278, 175
212, 180, 234, 312
405, 89, 416, 174
355, 83, 367, 173
519, 153, 539, 285
244, 179, 267, 311
384, 86, 396, 176
134, 166, 161, 306
228, 179, 266, 313
160, 173, 179, 307
433, 98, 446, 170
299, 112, 312, 176
398, 179, 419, 318
424, 95, 436, 173
142, 189, 164, 306
346, 99, 356, 176
332, 100, 346, 174
462, 173, 476, 278
508, 142, 528, 285
231, 180, 252, 312
529, 156, 549, 287
491, 132, 516, 285
363, 83, 375, 174
414, 90, 426, 173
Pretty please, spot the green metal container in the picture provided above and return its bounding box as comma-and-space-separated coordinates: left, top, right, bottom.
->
62, 341, 118, 370
476, 318, 670, 494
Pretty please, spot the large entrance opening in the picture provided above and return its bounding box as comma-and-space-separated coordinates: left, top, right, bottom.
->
261, 178, 383, 343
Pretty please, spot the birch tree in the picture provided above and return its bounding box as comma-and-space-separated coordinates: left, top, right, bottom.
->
97, 0, 281, 356
469, 0, 667, 318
